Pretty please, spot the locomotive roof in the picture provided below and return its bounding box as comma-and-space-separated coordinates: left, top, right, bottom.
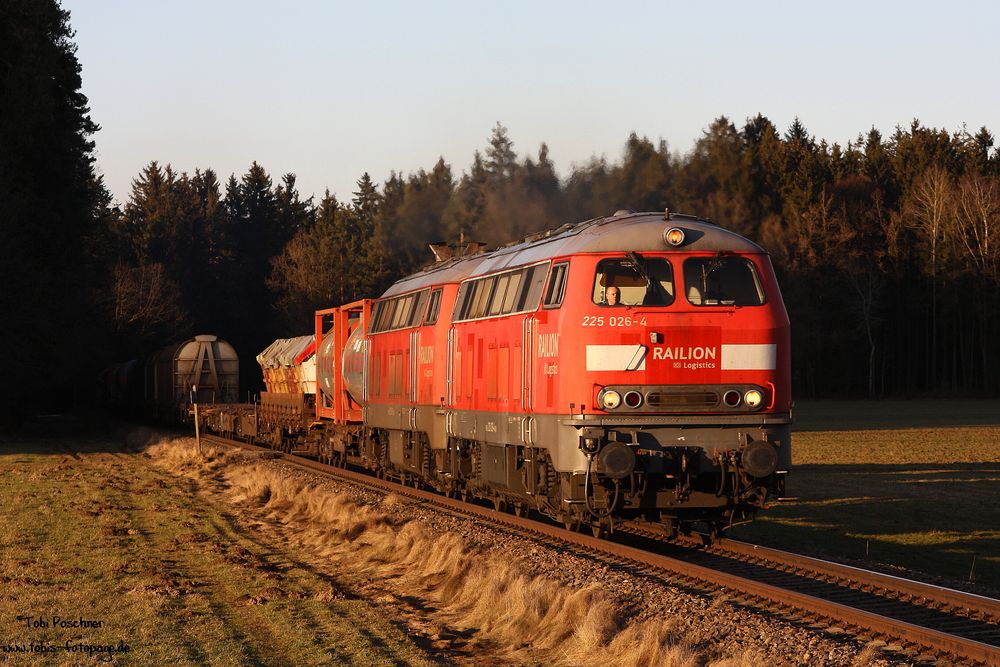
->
382, 211, 766, 297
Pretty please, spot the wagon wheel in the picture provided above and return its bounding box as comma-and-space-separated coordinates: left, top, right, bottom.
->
591, 520, 610, 539
561, 513, 579, 532
513, 503, 527, 518
492, 495, 507, 513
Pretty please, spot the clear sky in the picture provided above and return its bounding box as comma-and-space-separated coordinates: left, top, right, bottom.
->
63, 0, 999, 207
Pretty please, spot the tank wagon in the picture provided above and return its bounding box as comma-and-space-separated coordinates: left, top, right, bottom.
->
232, 210, 791, 537
102, 335, 240, 422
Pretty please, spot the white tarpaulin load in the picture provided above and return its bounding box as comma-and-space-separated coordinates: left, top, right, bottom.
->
257, 335, 316, 394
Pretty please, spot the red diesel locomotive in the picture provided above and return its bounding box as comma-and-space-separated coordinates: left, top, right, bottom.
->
254, 209, 792, 537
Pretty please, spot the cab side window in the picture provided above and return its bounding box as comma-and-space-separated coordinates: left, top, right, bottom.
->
424, 289, 442, 325
543, 263, 569, 308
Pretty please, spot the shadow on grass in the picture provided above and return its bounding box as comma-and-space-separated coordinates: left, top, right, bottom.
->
793, 399, 1000, 431
0, 413, 187, 454
731, 462, 1000, 591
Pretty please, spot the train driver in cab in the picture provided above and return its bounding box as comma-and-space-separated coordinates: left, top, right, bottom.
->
602, 285, 621, 306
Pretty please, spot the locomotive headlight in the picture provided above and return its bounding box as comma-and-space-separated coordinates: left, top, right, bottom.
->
623, 391, 644, 408
664, 227, 686, 246
744, 389, 764, 409
600, 390, 622, 410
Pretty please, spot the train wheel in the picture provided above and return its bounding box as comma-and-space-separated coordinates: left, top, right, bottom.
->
513, 503, 526, 518
591, 520, 610, 539
561, 513, 579, 532
492, 495, 507, 512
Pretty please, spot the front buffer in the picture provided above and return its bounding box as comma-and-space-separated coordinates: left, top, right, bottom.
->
565, 410, 791, 536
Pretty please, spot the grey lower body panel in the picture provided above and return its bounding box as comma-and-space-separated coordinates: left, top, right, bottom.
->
364, 403, 791, 475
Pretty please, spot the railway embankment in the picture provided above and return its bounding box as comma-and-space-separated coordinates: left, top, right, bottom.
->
146, 430, 894, 665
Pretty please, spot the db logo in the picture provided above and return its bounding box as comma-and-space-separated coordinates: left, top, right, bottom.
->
673, 362, 682, 369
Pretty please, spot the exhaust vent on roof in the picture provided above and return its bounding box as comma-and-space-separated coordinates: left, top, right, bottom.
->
613, 209, 635, 216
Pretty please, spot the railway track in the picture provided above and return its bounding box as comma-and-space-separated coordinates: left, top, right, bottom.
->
201, 434, 1000, 665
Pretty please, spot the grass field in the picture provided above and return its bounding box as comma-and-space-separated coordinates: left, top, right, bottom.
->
731, 400, 1000, 590
0, 422, 436, 666
0, 421, 777, 667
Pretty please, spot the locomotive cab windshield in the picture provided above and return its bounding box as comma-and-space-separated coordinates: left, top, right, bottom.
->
593, 253, 674, 306
683, 255, 766, 306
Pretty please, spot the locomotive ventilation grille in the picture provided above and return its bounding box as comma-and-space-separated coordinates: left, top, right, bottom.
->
645, 390, 719, 408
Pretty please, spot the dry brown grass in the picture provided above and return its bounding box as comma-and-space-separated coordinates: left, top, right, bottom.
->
147, 437, 774, 666
851, 642, 881, 666
792, 426, 1000, 465
707, 649, 770, 667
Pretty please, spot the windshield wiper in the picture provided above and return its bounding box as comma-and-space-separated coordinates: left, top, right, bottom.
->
626, 251, 669, 305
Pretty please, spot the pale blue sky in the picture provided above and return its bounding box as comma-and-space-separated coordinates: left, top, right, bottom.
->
63, 0, 999, 207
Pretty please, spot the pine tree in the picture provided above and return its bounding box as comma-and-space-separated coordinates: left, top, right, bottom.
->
0, 0, 109, 425
269, 190, 354, 325
349, 173, 391, 296
965, 127, 995, 175
352, 172, 381, 236
275, 173, 313, 238
442, 152, 489, 244
485, 122, 517, 182
524, 143, 560, 201
619, 133, 675, 213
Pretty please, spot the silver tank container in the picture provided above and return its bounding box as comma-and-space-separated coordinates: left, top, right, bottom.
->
317, 326, 367, 406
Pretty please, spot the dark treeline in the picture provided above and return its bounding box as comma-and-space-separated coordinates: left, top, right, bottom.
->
3, 2, 1000, 428
41, 119, 1000, 403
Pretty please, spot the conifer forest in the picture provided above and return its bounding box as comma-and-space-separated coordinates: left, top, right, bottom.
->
3, 1, 1000, 427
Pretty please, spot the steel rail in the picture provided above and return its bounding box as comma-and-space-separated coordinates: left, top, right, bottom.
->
713, 538, 1000, 621
201, 434, 1000, 665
